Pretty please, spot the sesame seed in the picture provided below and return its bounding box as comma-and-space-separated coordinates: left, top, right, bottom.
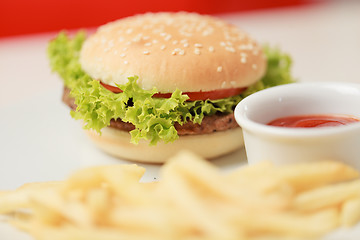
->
143, 50, 150, 55
180, 39, 188, 43
166, 19, 174, 25
160, 32, 167, 37
194, 43, 203, 48
142, 36, 150, 40
230, 81, 236, 86
220, 42, 226, 47
209, 46, 214, 52
183, 43, 189, 48
217, 66, 223, 72
238, 44, 254, 50
144, 42, 152, 47
252, 64, 258, 70
224, 32, 231, 40
238, 45, 247, 50
132, 37, 141, 42
152, 39, 159, 44
225, 46, 236, 53
124, 60, 129, 65
160, 45, 166, 50
241, 57, 247, 63
194, 48, 201, 55
221, 81, 227, 88
123, 47, 128, 51
120, 53, 126, 58
180, 31, 192, 37
172, 40, 178, 45
240, 52, 247, 57
126, 29, 133, 34
164, 35, 172, 41
171, 48, 185, 56
202, 28, 213, 36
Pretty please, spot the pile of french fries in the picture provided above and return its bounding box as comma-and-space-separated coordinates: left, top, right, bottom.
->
0, 151, 360, 240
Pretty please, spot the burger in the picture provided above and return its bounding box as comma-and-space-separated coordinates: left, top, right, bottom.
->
48, 12, 294, 163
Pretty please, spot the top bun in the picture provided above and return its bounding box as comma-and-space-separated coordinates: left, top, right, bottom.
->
80, 12, 266, 93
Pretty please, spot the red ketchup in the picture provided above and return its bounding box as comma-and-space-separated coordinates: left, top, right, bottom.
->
267, 114, 360, 128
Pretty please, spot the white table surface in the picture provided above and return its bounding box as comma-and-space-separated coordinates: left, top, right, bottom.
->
1, 1, 360, 239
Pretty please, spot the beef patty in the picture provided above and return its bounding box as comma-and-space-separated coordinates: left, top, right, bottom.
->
62, 87, 239, 136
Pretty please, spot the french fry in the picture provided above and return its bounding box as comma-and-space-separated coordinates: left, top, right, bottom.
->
0, 191, 10, 196
0, 151, 359, 240
9, 216, 34, 233
0, 190, 32, 214
160, 168, 227, 238
61, 166, 105, 193
19, 181, 61, 191
274, 161, 360, 192
62, 165, 145, 193
166, 152, 292, 212
340, 197, 360, 227
30, 190, 65, 226
30, 224, 130, 240
250, 235, 312, 240
293, 180, 360, 211
40, 225, 173, 240
101, 164, 145, 193
30, 188, 94, 228
0, 181, 61, 214
85, 188, 111, 225
109, 205, 172, 234
228, 208, 338, 237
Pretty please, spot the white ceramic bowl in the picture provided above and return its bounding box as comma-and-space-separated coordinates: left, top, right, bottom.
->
234, 82, 360, 169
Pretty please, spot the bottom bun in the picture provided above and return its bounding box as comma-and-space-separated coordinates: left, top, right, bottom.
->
85, 127, 244, 163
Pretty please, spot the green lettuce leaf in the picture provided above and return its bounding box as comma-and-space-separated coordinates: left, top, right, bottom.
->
242, 45, 296, 97
48, 31, 295, 145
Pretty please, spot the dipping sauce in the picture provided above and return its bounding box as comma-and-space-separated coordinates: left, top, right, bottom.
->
267, 114, 360, 128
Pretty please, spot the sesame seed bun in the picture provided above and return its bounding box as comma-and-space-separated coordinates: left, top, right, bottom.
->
79, 12, 266, 93
85, 127, 244, 163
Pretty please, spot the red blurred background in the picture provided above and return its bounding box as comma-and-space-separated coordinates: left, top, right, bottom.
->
0, 0, 310, 38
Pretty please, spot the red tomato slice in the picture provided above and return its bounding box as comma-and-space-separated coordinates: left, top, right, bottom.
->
100, 82, 245, 101
100, 83, 123, 93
